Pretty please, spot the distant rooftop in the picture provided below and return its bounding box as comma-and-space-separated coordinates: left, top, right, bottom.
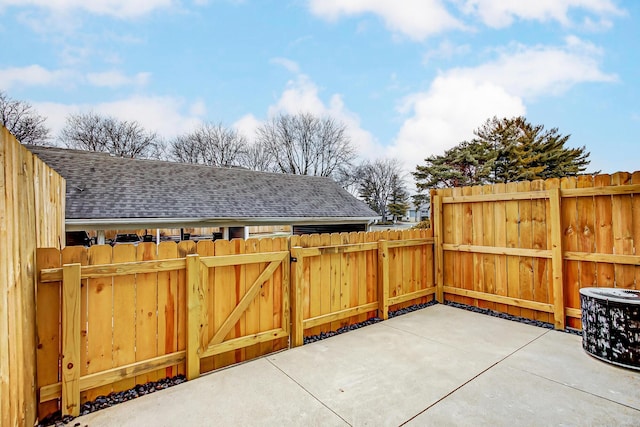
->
27, 145, 378, 229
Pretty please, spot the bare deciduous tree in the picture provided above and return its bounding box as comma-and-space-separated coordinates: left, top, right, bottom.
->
60, 112, 160, 158
239, 140, 276, 172
256, 113, 356, 178
357, 158, 406, 221
0, 90, 50, 145
170, 122, 247, 167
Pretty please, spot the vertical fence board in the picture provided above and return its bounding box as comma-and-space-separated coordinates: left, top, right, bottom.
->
611, 172, 635, 288
471, 185, 485, 308
135, 243, 159, 384
561, 177, 580, 327
214, 239, 236, 368
365, 231, 378, 311
0, 140, 10, 427
244, 239, 261, 358
18, 149, 36, 426
433, 195, 444, 303
61, 247, 88, 403
389, 232, 401, 304
271, 237, 287, 352
531, 180, 549, 323
356, 232, 369, 321
176, 242, 195, 376
545, 178, 560, 320
349, 232, 362, 316
291, 246, 304, 347
505, 182, 521, 317
482, 184, 496, 311
594, 174, 615, 288
329, 233, 342, 331
424, 229, 435, 298
61, 263, 81, 417
300, 234, 311, 330
85, 245, 113, 401
549, 188, 565, 330
307, 234, 322, 336
517, 181, 534, 320
459, 185, 474, 306
576, 176, 596, 328
36, 248, 62, 419
449, 187, 462, 305
258, 238, 275, 357
441, 189, 454, 301
319, 234, 332, 334
185, 254, 201, 380
493, 183, 508, 314
111, 244, 136, 392
232, 239, 247, 358
633, 172, 640, 290
158, 242, 179, 378
196, 240, 215, 373
339, 233, 350, 326
377, 240, 389, 319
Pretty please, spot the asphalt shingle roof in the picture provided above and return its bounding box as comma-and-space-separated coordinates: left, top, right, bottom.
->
27, 146, 378, 222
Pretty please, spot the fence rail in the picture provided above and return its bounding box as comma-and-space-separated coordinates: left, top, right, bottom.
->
35, 230, 434, 418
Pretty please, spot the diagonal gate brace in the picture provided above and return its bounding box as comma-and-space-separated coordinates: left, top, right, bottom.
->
206, 260, 281, 350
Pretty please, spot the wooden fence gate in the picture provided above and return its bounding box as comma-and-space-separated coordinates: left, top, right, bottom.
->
185, 251, 291, 380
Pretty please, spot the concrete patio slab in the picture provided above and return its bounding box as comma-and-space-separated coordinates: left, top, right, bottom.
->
502, 329, 640, 411
268, 321, 498, 426
407, 363, 640, 427
74, 358, 349, 427
72, 305, 640, 427
384, 304, 548, 358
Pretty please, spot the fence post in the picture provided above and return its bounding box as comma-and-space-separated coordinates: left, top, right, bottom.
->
186, 254, 202, 380
61, 263, 81, 417
377, 240, 389, 320
433, 194, 444, 303
290, 247, 304, 347
549, 188, 566, 330
282, 250, 291, 339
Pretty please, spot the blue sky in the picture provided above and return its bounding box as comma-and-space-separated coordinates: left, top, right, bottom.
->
1, 0, 637, 177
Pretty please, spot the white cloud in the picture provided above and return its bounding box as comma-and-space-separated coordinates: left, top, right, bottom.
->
0, 65, 155, 90
307, 0, 623, 39
0, 65, 73, 89
308, 0, 465, 40
270, 57, 300, 74
233, 113, 262, 143
390, 36, 616, 174
391, 76, 526, 173
189, 99, 207, 117
35, 96, 206, 141
85, 70, 151, 88
0, 0, 174, 18
423, 40, 471, 65
446, 37, 617, 99
581, 16, 614, 31
459, 0, 624, 28
267, 73, 382, 159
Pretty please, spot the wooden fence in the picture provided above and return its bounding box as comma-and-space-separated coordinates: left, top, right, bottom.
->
432, 172, 640, 329
35, 230, 434, 418
1, 128, 66, 427
290, 229, 434, 344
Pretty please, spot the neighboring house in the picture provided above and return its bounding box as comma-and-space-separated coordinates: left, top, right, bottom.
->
27, 146, 379, 242
405, 202, 430, 223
